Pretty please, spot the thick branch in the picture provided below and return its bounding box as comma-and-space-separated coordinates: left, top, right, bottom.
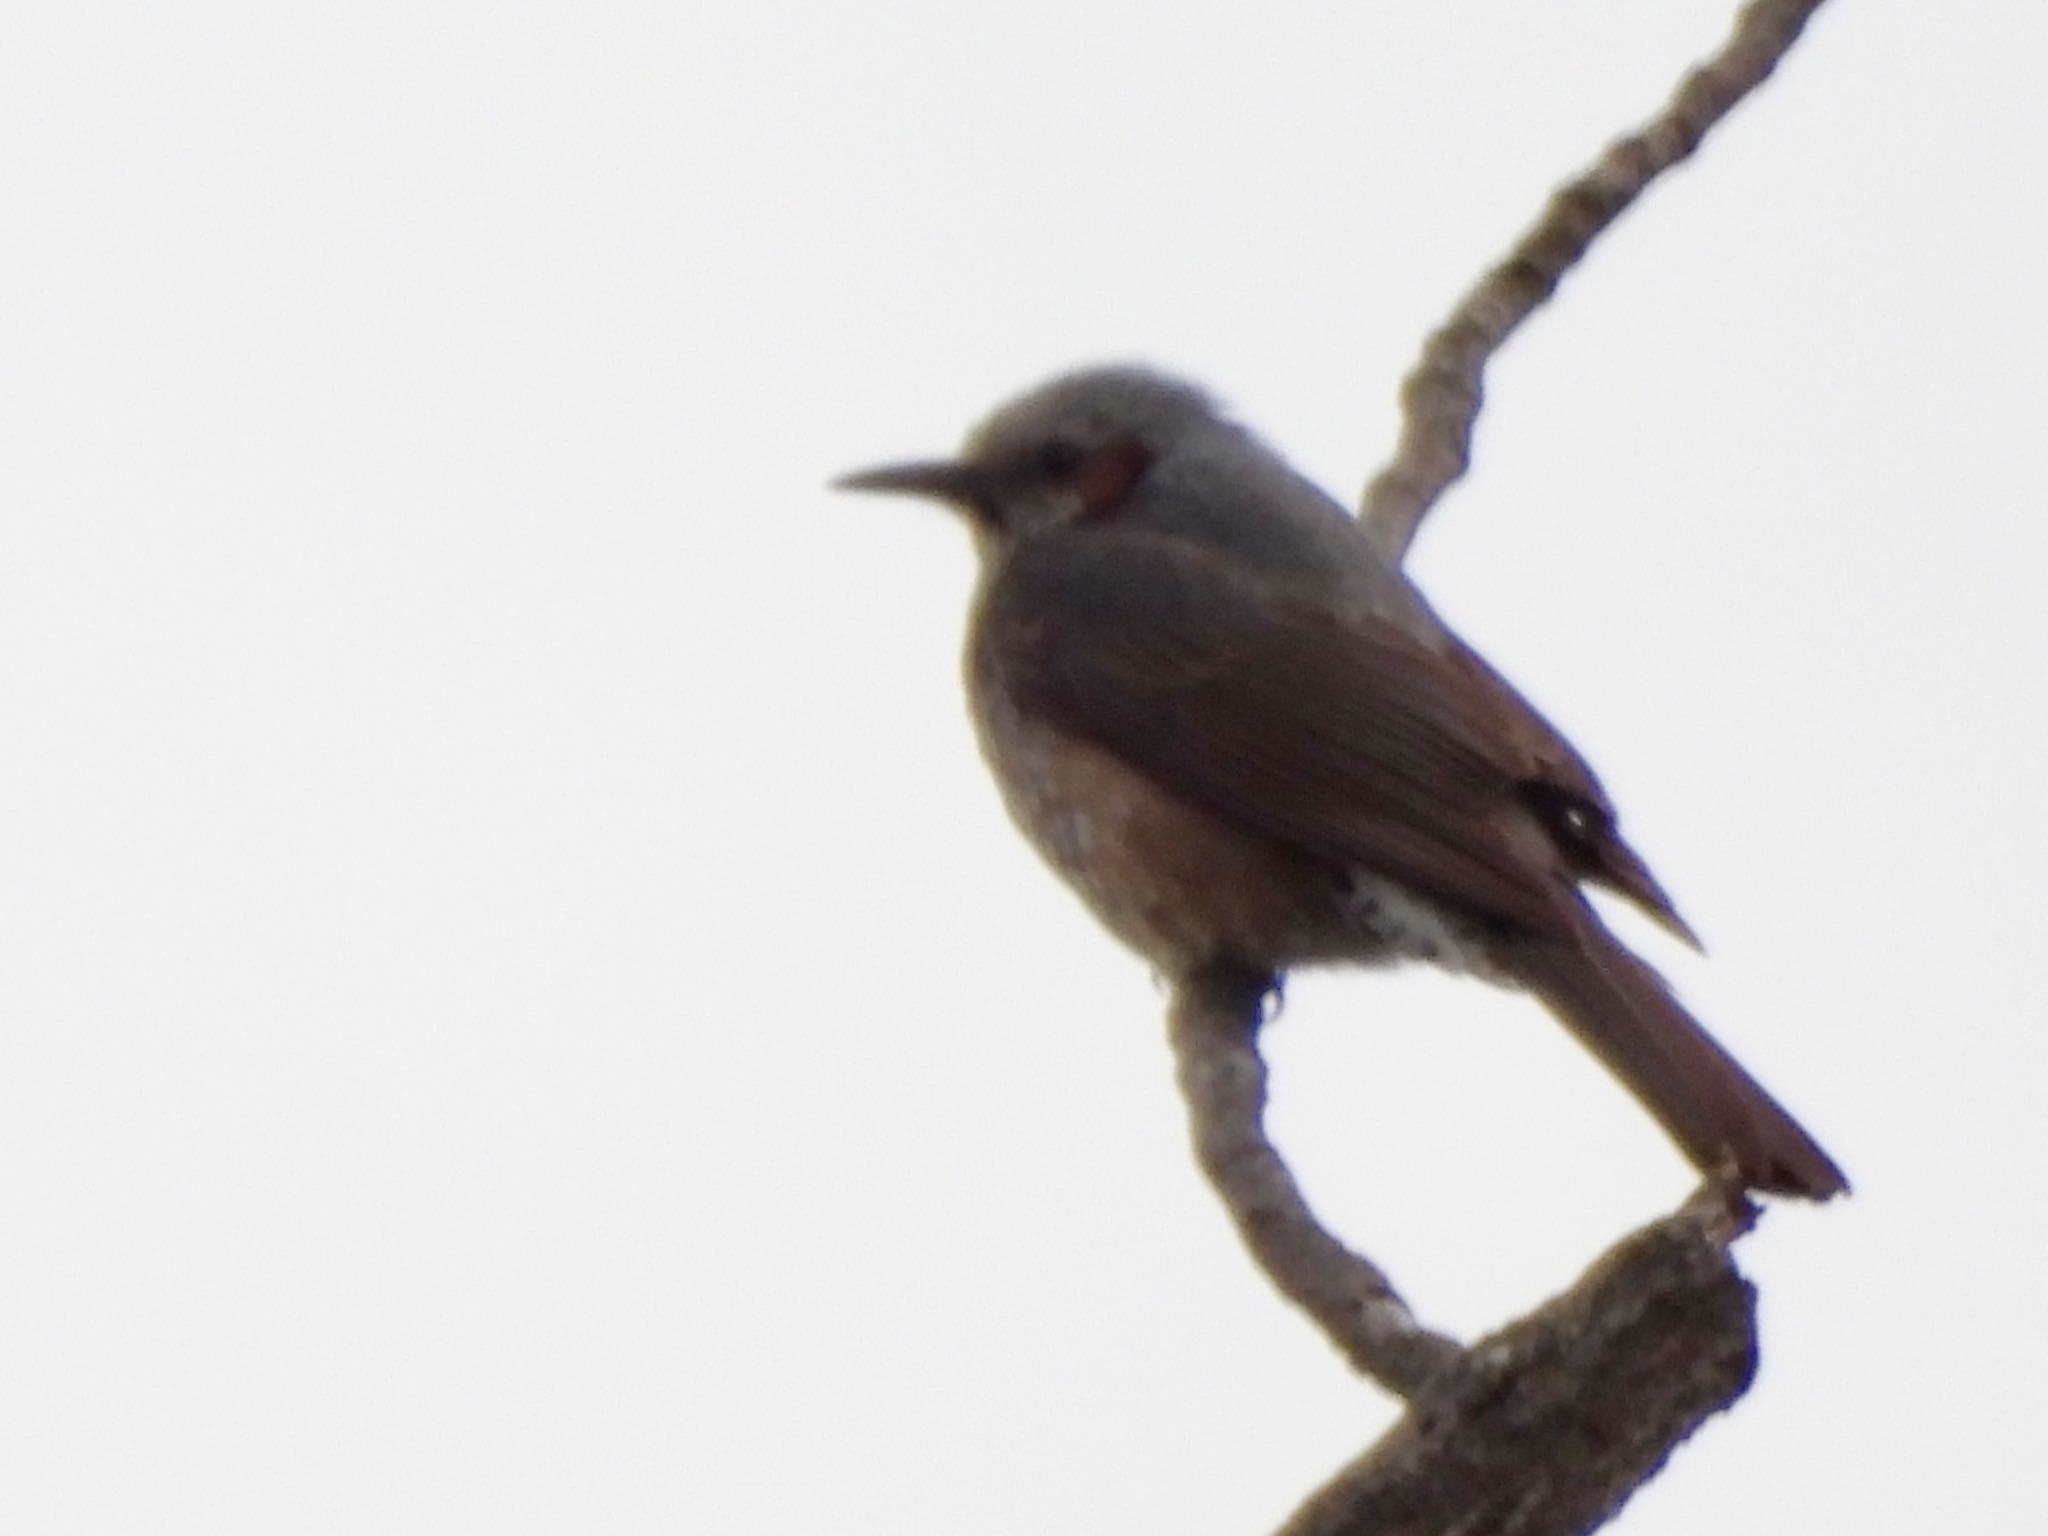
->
1166, 964, 1463, 1397
1277, 1186, 1759, 1536
1360, 0, 1831, 562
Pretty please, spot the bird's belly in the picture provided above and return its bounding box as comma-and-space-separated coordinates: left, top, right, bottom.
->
970, 683, 1460, 978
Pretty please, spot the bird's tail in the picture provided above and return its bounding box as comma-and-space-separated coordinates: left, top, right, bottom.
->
1506, 922, 1847, 1200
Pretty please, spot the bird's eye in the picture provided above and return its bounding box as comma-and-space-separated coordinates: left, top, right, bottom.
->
1032, 439, 1087, 479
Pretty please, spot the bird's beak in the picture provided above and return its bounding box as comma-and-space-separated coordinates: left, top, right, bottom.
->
832, 458, 990, 506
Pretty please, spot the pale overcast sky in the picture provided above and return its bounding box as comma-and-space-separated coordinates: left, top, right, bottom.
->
2, 3, 2042, 1531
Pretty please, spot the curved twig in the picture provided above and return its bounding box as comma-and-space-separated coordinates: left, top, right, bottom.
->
1360, 0, 1831, 563
1167, 965, 1464, 1397
1159, 5, 1834, 1528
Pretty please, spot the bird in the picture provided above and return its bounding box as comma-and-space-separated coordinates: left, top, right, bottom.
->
836, 365, 1846, 1200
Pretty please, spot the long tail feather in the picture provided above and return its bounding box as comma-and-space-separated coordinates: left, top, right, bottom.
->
1506, 921, 1846, 1199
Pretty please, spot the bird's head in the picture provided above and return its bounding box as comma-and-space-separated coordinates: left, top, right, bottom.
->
835, 366, 1225, 550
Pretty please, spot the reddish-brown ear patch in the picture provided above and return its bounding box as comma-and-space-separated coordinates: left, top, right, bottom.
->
1070, 434, 1156, 517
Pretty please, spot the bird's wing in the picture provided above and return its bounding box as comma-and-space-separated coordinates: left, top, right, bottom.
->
982, 531, 1641, 942
1443, 641, 1698, 945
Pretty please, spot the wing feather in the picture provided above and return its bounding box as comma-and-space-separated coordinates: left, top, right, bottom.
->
983, 533, 1584, 939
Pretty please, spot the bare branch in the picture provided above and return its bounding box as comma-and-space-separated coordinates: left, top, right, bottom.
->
1277, 1186, 1759, 1536
1169, 966, 1767, 1531
1360, 0, 1831, 562
1154, 4, 1836, 1525
1167, 964, 1464, 1397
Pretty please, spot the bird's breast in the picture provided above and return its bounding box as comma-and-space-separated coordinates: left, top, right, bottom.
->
965, 642, 1421, 979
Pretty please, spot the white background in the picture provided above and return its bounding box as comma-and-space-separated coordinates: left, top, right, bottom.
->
3, 2, 2042, 1531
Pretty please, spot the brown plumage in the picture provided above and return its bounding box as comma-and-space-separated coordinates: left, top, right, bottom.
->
841, 366, 1846, 1200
